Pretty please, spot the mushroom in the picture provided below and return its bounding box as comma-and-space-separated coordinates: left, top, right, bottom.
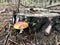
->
45, 24, 52, 35
13, 22, 29, 33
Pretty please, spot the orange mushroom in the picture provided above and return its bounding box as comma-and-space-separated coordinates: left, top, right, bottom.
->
13, 22, 29, 33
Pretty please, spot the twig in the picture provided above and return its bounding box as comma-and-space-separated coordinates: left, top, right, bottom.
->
8, 39, 19, 45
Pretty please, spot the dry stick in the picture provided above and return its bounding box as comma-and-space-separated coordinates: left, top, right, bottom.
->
56, 36, 58, 45
0, 22, 9, 36
4, 24, 11, 45
0, 22, 9, 31
4, 27, 20, 45
5, 25, 24, 45
8, 39, 19, 45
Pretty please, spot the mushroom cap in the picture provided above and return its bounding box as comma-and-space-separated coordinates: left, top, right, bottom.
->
13, 22, 29, 30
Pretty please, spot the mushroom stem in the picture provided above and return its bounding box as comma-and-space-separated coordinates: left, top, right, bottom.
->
45, 24, 52, 35
19, 29, 24, 34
